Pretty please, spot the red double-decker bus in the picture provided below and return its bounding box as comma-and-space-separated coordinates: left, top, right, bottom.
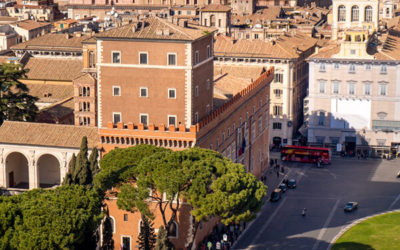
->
281, 145, 331, 164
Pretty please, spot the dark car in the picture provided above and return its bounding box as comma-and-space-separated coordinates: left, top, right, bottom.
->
270, 188, 282, 202
279, 183, 287, 192
288, 179, 296, 189
344, 202, 358, 212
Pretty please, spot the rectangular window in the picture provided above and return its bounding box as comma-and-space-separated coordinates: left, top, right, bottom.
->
195, 85, 199, 97
206, 104, 210, 114
274, 89, 282, 98
274, 73, 283, 83
319, 63, 326, 72
318, 112, 325, 126
381, 65, 387, 74
195, 51, 199, 64
168, 115, 176, 126
123, 214, 128, 221
251, 121, 256, 140
334, 63, 339, 69
207, 45, 211, 58
258, 116, 262, 134
140, 114, 148, 125
332, 82, 339, 94
365, 64, 371, 70
379, 84, 387, 96
167, 53, 176, 65
349, 64, 356, 73
139, 52, 148, 64
113, 112, 121, 124
348, 83, 355, 95
194, 112, 198, 123
273, 105, 282, 116
168, 88, 176, 99
319, 81, 326, 93
272, 122, 282, 130
206, 79, 210, 90
113, 86, 121, 96
140, 87, 148, 97
121, 236, 131, 250
364, 84, 371, 95
112, 51, 120, 63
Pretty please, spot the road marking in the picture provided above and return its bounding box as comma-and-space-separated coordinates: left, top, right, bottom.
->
389, 194, 400, 210
251, 197, 288, 247
312, 199, 341, 250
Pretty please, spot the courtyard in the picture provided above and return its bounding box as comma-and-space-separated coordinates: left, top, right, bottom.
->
234, 156, 400, 250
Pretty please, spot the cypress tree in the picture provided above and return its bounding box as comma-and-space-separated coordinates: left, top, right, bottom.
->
89, 147, 99, 176
155, 226, 174, 250
137, 215, 156, 250
102, 208, 114, 250
62, 154, 76, 185
75, 136, 91, 185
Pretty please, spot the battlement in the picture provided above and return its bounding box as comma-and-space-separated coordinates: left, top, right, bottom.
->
196, 67, 274, 132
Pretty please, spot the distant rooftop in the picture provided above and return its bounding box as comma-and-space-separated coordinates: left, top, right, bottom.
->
10, 20, 51, 31
95, 16, 215, 41
0, 121, 99, 149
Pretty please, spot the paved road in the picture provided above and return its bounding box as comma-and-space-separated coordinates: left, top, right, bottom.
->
234, 157, 400, 250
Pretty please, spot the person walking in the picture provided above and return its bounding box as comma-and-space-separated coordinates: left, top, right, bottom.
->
276, 171, 279, 178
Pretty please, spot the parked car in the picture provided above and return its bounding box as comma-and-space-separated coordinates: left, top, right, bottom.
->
270, 188, 282, 202
288, 179, 296, 189
279, 183, 287, 192
344, 201, 358, 212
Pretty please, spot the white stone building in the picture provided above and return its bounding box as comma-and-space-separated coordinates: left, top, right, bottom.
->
305, 29, 400, 155
0, 121, 99, 191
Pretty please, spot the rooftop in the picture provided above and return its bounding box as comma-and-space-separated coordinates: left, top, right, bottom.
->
213, 65, 265, 108
36, 97, 74, 124
95, 16, 215, 41
214, 33, 317, 59
25, 83, 74, 103
11, 33, 88, 52
0, 121, 99, 148
200, 4, 231, 12
310, 32, 400, 61
10, 20, 51, 31
23, 57, 83, 81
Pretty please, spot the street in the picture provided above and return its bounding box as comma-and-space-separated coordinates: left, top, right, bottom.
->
234, 156, 400, 250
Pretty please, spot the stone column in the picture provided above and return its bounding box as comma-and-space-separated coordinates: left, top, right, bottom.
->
28, 150, 38, 189
0, 148, 5, 188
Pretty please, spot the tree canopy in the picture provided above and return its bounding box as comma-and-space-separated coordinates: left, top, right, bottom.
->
0, 63, 38, 124
94, 145, 267, 247
0, 185, 102, 249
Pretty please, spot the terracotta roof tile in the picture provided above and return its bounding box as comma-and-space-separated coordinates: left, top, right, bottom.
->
25, 83, 74, 103
37, 97, 74, 122
24, 57, 83, 81
0, 121, 99, 148
201, 4, 231, 12
10, 20, 51, 31
214, 33, 316, 59
231, 6, 283, 25
11, 33, 88, 52
96, 16, 215, 41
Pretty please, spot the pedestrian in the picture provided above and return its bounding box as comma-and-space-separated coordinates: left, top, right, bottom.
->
276, 171, 279, 178
274, 159, 278, 165
281, 166, 285, 173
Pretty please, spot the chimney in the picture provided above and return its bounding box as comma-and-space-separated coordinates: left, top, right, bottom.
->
183, 20, 188, 28
163, 28, 170, 36
132, 25, 136, 33
65, 33, 71, 39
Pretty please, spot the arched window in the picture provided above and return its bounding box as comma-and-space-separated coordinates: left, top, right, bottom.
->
365, 6, 373, 22
83, 87, 86, 96
338, 5, 346, 21
83, 102, 87, 111
89, 51, 95, 68
86, 87, 90, 96
79, 87, 83, 96
351, 6, 359, 21
210, 15, 215, 27
168, 221, 178, 238
87, 102, 90, 111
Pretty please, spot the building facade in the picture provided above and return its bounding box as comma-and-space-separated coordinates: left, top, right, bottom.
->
305, 29, 400, 155
214, 34, 316, 148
